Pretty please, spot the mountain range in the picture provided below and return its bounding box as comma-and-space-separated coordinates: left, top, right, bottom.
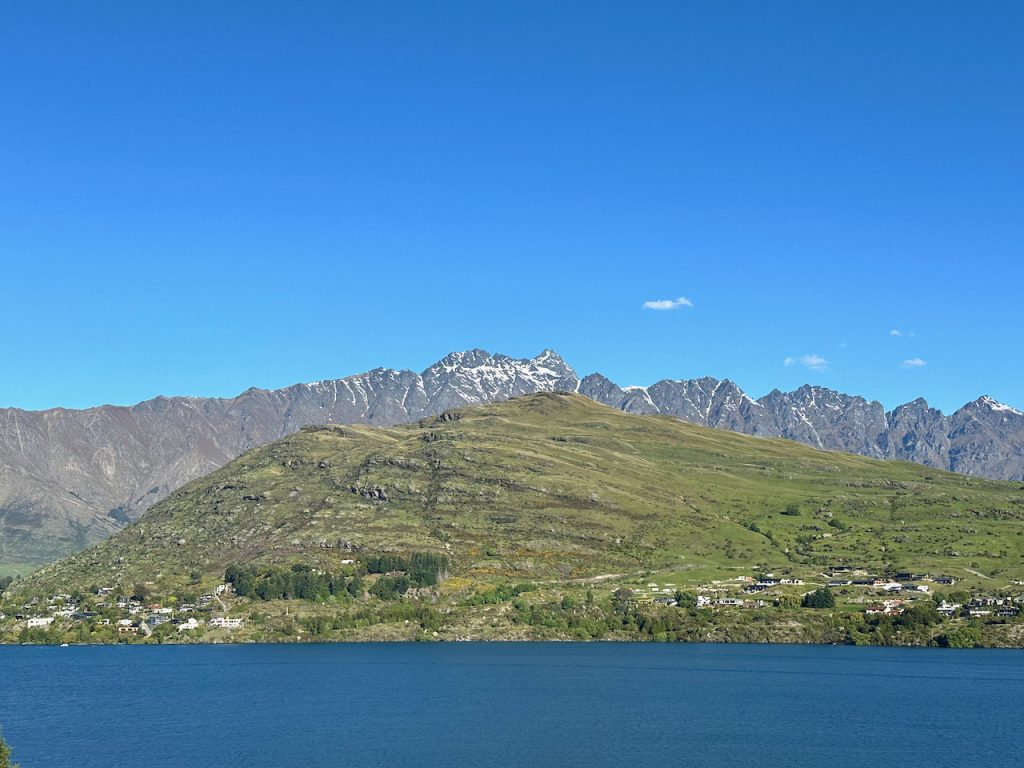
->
21, 392, 1024, 604
2, 348, 1022, 566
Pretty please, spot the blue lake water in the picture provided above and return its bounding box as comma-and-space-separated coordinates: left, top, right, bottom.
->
1, 643, 1022, 768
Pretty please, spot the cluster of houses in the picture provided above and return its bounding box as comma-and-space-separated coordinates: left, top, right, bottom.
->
635, 570, 1024, 619
864, 596, 1023, 619
11, 585, 244, 637
644, 582, 680, 606
697, 595, 767, 609
865, 599, 907, 616
936, 597, 1022, 618
740, 575, 805, 594
825, 567, 947, 592
639, 575, 796, 609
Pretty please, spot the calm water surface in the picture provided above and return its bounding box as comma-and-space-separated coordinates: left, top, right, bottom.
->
1, 643, 1022, 768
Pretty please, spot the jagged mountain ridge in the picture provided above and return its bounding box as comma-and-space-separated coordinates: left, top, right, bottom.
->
1, 348, 1022, 565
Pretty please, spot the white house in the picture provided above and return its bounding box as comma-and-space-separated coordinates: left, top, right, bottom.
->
26, 617, 54, 628
177, 618, 201, 632
209, 617, 243, 629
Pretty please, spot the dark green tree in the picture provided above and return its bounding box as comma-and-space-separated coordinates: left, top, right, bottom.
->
802, 587, 835, 609
674, 590, 698, 609
131, 583, 151, 602
346, 575, 364, 597
894, 605, 940, 629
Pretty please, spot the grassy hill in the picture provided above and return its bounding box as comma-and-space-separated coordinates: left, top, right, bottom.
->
20, 392, 1024, 595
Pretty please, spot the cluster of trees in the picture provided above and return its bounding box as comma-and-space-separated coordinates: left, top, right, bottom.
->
223, 552, 448, 603
224, 564, 359, 602
841, 604, 949, 646
512, 592, 716, 642
510, 598, 611, 640
802, 587, 835, 609
884, 605, 942, 630
368, 575, 410, 601
301, 603, 444, 636
360, 552, 451, 600
936, 624, 983, 648
461, 582, 532, 606
363, 552, 449, 587
0, 576, 14, 592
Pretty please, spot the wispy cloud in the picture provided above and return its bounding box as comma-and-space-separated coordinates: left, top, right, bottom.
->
784, 354, 829, 372
643, 297, 693, 310
901, 358, 927, 368
890, 329, 916, 338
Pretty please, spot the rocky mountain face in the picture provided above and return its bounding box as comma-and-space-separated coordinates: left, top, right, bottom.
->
582, 381, 1024, 481
0, 350, 577, 564
2, 348, 1023, 565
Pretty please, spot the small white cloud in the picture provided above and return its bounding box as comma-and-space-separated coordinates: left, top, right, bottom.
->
784, 354, 829, 372
890, 329, 903, 337
901, 358, 927, 368
643, 297, 693, 310
890, 329, 916, 338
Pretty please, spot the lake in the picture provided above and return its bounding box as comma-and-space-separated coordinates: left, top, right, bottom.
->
1, 643, 1021, 767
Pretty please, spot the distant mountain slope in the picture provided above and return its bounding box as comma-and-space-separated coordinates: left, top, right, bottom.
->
0, 350, 578, 565
580, 378, 1024, 480
21, 393, 1024, 597
2, 349, 1022, 566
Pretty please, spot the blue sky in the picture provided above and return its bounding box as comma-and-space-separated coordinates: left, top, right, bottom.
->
1, 2, 1021, 414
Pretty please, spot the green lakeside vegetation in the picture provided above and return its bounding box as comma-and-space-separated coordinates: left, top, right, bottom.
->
3, 393, 1023, 646
0, 728, 17, 768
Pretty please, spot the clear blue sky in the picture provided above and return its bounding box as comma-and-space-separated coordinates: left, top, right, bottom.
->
1, 2, 1021, 414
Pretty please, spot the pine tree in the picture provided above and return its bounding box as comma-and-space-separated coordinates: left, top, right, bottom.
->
802, 587, 835, 609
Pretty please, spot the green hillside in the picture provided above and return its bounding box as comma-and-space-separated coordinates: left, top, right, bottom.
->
7, 393, 1024, 646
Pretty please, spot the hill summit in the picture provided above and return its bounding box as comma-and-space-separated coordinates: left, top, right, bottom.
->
24, 393, 1024, 597
3, 348, 1023, 569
